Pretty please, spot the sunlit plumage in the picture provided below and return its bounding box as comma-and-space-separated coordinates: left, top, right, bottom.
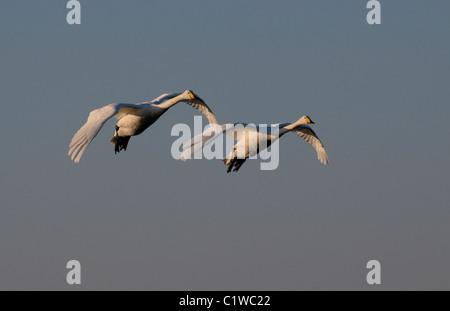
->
181, 116, 329, 172
69, 90, 217, 163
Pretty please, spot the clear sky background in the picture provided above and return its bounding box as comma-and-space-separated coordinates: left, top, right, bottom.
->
0, 0, 449, 290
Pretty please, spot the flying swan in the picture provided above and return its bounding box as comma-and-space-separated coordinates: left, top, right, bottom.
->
69, 90, 218, 163
181, 116, 329, 172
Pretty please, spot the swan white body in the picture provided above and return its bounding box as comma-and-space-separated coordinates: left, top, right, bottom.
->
181, 116, 329, 172
69, 90, 217, 163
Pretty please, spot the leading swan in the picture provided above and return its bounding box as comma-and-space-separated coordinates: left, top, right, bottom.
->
69, 90, 218, 163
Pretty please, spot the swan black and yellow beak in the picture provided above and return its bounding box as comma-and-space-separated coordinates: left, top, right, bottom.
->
189, 91, 207, 105
306, 116, 315, 124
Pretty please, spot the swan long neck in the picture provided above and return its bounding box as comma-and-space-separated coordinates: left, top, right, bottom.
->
155, 94, 185, 110
282, 123, 298, 131
278, 126, 292, 136
280, 119, 307, 134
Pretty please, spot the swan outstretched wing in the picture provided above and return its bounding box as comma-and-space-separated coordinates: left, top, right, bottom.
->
181, 124, 260, 161
186, 93, 218, 125
181, 124, 227, 161
294, 125, 329, 165
68, 103, 141, 163
69, 93, 180, 163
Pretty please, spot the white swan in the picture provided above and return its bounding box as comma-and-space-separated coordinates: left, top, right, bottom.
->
69, 90, 218, 163
181, 116, 329, 172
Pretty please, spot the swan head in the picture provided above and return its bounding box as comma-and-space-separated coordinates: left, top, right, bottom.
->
297, 116, 315, 125
184, 90, 197, 100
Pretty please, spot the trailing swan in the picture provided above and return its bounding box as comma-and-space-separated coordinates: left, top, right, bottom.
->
69, 90, 217, 163
181, 116, 329, 172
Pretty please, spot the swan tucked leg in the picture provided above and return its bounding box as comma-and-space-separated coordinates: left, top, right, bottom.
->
223, 158, 247, 173
110, 126, 131, 154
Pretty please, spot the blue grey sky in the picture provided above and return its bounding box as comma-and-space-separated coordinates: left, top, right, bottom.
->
1, 1, 449, 290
